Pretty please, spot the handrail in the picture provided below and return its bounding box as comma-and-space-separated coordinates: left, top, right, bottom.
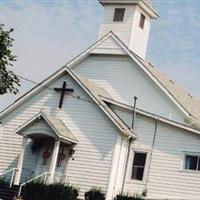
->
18, 171, 50, 197
0, 168, 17, 187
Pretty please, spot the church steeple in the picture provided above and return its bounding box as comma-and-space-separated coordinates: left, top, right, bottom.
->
98, 0, 158, 60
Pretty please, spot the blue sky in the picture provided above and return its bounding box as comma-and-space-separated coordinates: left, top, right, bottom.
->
1, 0, 200, 110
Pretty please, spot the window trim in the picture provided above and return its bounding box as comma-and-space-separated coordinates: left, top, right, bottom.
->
127, 149, 150, 184
181, 152, 200, 173
113, 8, 126, 22
139, 13, 146, 29
131, 152, 147, 181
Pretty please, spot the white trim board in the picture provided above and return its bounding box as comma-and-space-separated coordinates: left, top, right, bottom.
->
0, 32, 197, 129
101, 96, 200, 136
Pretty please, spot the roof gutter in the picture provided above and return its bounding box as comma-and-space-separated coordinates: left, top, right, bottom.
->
101, 96, 200, 135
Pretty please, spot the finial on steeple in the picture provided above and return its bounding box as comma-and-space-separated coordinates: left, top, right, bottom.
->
98, 0, 158, 59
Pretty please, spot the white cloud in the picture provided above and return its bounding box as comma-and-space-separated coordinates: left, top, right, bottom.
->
1, 0, 103, 109
1, 0, 200, 110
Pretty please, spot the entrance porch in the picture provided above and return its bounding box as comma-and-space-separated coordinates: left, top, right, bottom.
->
13, 112, 78, 185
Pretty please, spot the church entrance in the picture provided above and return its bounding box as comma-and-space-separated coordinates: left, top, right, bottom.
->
19, 137, 71, 184
14, 112, 78, 185
34, 139, 70, 183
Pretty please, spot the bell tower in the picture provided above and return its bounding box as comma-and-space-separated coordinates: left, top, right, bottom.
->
98, 0, 158, 60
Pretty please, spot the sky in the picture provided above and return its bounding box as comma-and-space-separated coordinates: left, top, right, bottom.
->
1, 0, 200, 111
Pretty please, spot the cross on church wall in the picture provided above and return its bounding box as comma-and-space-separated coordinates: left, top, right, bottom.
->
54, 81, 74, 108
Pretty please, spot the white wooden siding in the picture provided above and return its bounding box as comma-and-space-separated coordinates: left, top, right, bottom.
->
73, 55, 185, 124
21, 119, 55, 138
99, 5, 135, 45
91, 36, 127, 55
0, 74, 118, 199
147, 125, 200, 200
99, 4, 151, 59
111, 106, 200, 199
129, 6, 151, 59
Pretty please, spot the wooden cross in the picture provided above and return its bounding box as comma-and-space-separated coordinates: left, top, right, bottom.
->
54, 81, 74, 108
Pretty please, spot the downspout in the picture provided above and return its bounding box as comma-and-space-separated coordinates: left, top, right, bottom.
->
121, 96, 138, 193
144, 119, 158, 195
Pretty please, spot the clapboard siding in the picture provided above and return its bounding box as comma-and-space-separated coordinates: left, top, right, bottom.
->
111, 106, 200, 199
129, 6, 151, 59
73, 55, 185, 124
91, 36, 127, 55
0, 74, 118, 199
99, 5, 135, 45
21, 120, 56, 137
147, 125, 200, 199
99, 4, 151, 59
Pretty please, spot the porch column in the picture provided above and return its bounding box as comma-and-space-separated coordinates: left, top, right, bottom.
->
48, 139, 60, 183
14, 136, 28, 185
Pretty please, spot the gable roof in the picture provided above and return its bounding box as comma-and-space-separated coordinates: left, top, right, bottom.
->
1, 31, 200, 132
98, 0, 158, 19
15, 112, 78, 144
68, 32, 200, 126
101, 96, 200, 135
67, 69, 136, 138
139, 59, 200, 124
0, 65, 136, 138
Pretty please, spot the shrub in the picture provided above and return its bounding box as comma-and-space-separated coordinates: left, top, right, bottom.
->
23, 181, 78, 200
85, 188, 105, 200
23, 181, 47, 200
0, 176, 9, 188
114, 194, 145, 200
46, 183, 78, 200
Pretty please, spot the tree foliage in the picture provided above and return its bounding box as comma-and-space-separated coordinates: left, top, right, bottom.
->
0, 23, 20, 95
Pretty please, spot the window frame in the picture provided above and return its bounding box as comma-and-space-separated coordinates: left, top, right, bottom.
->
139, 13, 146, 29
181, 152, 200, 173
131, 152, 147, 181
113, 8, 126, 22
127, 149, 150, 184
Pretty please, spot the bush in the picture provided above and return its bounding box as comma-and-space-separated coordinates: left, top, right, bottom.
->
23, 181, 47, 200
85, 188, 105, 200
0, 176, 9, 188
46, 183, 78, 200
23, 181, 78, 200
114, 194, 145, 200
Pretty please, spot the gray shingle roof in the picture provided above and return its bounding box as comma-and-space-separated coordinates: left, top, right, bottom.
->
135, 58, 200, 125
76, 74, 136, 137
16, 112, 78, 144
43, 113, 78, 143
109, 31, 200, 127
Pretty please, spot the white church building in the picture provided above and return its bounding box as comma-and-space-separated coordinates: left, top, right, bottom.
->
1, 0, 200, 199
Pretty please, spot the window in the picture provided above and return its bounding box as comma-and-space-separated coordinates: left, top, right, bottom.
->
132, 152, 147, 181
113, 8, 125, 22
185, 155, 200, 171
139, 13, 145, 29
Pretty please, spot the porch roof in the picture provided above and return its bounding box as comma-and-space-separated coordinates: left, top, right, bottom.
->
15, 112, 78, 144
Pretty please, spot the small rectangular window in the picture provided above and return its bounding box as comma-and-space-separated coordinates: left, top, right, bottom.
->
139, 13, 145, 29
185, 155, 200, 171
132, 152, 147, 181
113, 8, 125, 22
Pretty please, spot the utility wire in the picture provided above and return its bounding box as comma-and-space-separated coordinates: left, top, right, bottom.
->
16, 74, 114, 110
15, 74, 132, 130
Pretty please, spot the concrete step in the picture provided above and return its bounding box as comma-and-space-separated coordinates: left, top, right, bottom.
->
0, 186, 21, 200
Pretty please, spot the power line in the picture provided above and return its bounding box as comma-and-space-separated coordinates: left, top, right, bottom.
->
16, 74, 109, 108
15, 74, 132, 130
17, 75, 54, 91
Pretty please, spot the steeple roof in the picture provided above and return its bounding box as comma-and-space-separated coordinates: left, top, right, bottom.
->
98, 0, 158, 19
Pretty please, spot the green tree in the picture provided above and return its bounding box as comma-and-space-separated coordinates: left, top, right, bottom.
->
0, 23, 20, 95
